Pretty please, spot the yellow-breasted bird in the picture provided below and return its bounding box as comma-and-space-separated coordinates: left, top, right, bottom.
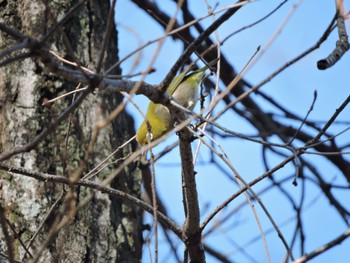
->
136, 59, 218, 146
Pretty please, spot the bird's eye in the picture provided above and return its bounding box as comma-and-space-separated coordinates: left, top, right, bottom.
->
146, 132, 153, 142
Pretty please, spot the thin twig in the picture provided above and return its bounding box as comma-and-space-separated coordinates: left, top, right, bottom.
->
214, 9, 337, 121
0, 162, 183, 237
190, 128, 277, 262
221, 0, 288, 44
42, 85, 87, 105
159, 0, 247, 93
0, 199, 15, 263
303, 95, 350, 147
287, 90, 318, 145
22, 193, 65, 260
82, 136, 135, 180
0, 89, 91, 161
40, 0, 87, 44
95, 0, 117, 73
292, 228, 350, 263
201, 94, 350, 229
149, 146, 159, 263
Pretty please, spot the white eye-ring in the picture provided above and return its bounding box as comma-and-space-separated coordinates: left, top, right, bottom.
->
146, 132, 153, 143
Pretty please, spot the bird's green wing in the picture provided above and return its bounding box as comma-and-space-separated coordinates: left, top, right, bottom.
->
166, 66, 193, 95
166, 58, 219, 95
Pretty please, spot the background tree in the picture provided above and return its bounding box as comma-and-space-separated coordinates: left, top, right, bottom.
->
1, 0, 350, 263
0, 0, 142, 262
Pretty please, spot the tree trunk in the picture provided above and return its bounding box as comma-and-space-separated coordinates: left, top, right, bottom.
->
0, 0, 142, 262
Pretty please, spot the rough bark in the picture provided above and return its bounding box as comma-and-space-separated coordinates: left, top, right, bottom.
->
0, 0, 142, 262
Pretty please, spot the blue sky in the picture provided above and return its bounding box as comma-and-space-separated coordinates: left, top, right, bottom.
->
115, 1, 350, 262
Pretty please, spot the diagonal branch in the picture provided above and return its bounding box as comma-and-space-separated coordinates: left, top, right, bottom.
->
159, 0, 247, 92
0, 89, 90, 161
293, 228, 350, 263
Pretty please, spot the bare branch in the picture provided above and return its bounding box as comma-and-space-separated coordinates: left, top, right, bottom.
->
0, 162, 182, 237
96, 0, 117, 73
178, 128, 205, 262
293, 228, 350, 263
159, 0, 247, 92
317, 0, 350, 69
0, 89, 90, 161
0, 22, 26, 41
0, 199, 15, 263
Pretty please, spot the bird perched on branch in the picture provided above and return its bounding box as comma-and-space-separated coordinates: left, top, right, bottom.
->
136, 59, 218, 146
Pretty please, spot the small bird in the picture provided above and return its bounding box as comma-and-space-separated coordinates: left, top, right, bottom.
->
136, 59, 217, 146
